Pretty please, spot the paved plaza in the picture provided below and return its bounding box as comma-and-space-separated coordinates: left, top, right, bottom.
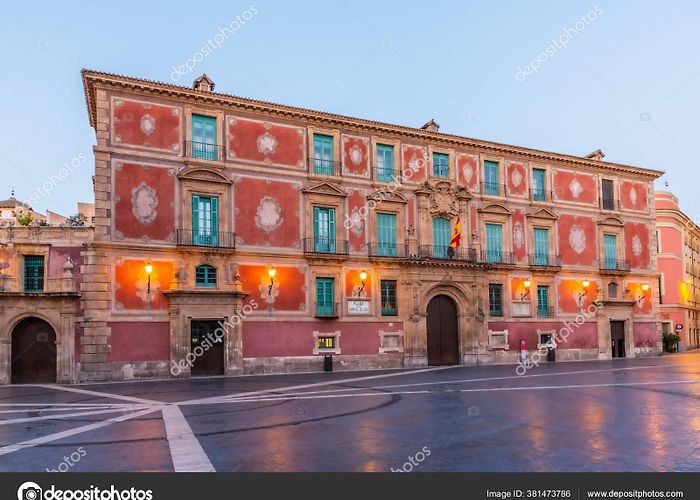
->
1, 353, 699, 472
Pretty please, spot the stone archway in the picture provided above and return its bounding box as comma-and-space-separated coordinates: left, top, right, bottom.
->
426, 295, 459, 365
11, 317, 57, 383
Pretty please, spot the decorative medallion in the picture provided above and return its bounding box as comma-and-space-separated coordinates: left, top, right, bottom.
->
511, 168, 523, 187
254, 196, 283, 233
140, 114, 156, 136
256, 132, 278, 155
349, 207, 365, 237
569, 224, 586, 254
513, 222, 524, 249
349, 145, 363, 165
131, 182, 158, 224
426, 181, 459, 216
569, 179, 583, 198
632, 235, 643, 256
463, 163, 474, 184
629, 187, 638, 206
408, 154, 424, 175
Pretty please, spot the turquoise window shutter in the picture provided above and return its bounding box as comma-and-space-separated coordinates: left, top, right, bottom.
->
604, 234, 617, 269
313, 207, 335, 252
486, 223, 503, 262
484, 161, 499, 195
313, 134, 334, 175
432, 153, 449, 178
192, 195, 200, 236
328, 208, 336, 253
534, 228, 549, 265
192, 115, 217, 160
210, 196, 219, 246
537, 285, 549, 316
377, 213, 397, 256
376, 144, 394, 182
433, 218, 450, 258
533, 169, 546, 200
316, 278, 335, 315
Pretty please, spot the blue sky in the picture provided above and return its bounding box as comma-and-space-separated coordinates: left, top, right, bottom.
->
1, 1, 699, 218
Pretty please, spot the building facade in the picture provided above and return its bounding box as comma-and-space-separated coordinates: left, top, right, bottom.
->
654, 191, 700, 349
0, 70, 664, 384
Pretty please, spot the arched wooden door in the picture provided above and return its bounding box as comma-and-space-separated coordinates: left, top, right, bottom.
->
11, 317, 57, 383
426, 295, 459, 366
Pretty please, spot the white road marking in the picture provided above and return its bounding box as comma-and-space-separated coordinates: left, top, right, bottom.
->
178, 365, 459, 406
161, 405, 215, 472
0, 407, 160, 457
30, 384, 160, 405
0, 406, 149, 426
225, 379, 700, 403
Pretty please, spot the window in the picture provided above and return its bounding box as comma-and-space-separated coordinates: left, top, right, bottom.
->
191, 114, 217, 160
602, 179, 615, 210
376, 213, 397, 256
603, 234, 618, 269
432, 152, 449, 178
195, 265, 217, 287
313, 134, 334, 175
537, 285, 550, 317
192, 195, 219, 246
532, 168, 546, 201
608, 282, 618, 298
317, 336, 336, 349
484, 160, 500, 195
23, 255, 44, 292
489, 284, 503, 317
485, 223, 503, 263
313, 207, 336, 253
533, 228, 550, 265
316, 278, 336, 317
376, 144, 395, 182
381, 280, 397, 316
658, 276, 664, 305
433, 217, 451, 258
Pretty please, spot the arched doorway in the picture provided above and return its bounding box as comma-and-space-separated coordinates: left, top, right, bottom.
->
426, 295, 459, 365
11, 317, 57, 383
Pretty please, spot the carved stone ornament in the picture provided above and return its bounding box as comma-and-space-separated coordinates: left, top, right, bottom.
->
421, 181, 460, 217
131, 182, 158, 224
255, 196, 283, 234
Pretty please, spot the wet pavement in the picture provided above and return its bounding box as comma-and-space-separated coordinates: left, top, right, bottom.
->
1, 352, 699, 472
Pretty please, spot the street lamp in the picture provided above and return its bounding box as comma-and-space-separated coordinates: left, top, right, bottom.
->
268, 267, 277, 295
145, 261, 153, 294
636, 283, 650, 304
521, 279, 532, 300
358, 271, 367, 297
578, 279, 590, 307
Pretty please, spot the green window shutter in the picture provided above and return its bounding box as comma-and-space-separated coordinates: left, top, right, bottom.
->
534, 228, 549, 265
433, 153, 449, 178
192, 115, 217, 160
313, 207, 335, 253
328, 208, 336, 253
433, 218, 450, 258
533, 169, 546, 200
313, 134, 334, 175
24, 255, 45, 292
489, 284, 503, 316
377, 213, 397, 256
537, 286, 550, 316
484, 161, 499, 195
210, 197, 219, 246
380, 280, 397, 316
485, 223, 503, 262
376, 144, 394, 182
316, 278, 335, 316
192, 195, 200, 235
604, 234, 617, 269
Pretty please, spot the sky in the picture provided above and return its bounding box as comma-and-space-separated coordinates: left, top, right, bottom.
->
0, 0, 699, 219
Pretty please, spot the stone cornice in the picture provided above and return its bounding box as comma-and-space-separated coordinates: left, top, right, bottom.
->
82, 69, 664, 181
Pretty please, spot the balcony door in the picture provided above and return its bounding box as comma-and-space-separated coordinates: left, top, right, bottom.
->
533, 228, 550, 265
192, 195, 219, 246
377, 213, 397, 256
313, 207, 335, 253
192, 115, 217, 160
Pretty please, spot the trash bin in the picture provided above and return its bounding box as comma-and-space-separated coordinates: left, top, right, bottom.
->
547, 345, 556, 362
324, 354, 333, 372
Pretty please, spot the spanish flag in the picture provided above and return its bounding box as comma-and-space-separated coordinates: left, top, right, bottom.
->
449, 216, 461, 248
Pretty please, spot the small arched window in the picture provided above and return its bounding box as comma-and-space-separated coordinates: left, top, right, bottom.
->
608, 281, 618, 298
195, 265, 216, 287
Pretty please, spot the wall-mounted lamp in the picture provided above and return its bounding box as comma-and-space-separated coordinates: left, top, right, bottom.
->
578, 279, 590, 306
636, 283, 650, 304
521, 279, 532, 300
357, 271, 368, 297
268, 267, 277, 296
145, 261, 153, 294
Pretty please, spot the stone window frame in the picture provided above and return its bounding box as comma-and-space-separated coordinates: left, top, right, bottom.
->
427, 145, 454, 181
307, 126, 341, 178
302, 184, 348, 246
313, 330, 341, 355
598, 217, 625, 264
183, 104, 226, 160
480, 154, 506, 197
178, 168, 232, 237
371, 137, 401, 185
487, 329, 509, 351
19, 247, 49, 293
530, 162, 551, 201
377, 274, 400, 317
378, 330, 404, 353
537, 329, 557, 350
526, 208, 559, 259
310, 267, 343, 318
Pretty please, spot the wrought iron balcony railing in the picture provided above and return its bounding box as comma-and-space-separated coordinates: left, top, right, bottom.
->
314, 302, 339, 318
600, 197, 619, 211
536, 306, 555, 318
303, 237, 349, 255
177, 229, 236, 249
480, 250, 515, 265
481, 182, 506, 197
528, 254, 563, 267
309, 157, 341, 176
185, 141, 225, 161
368, 242, 407, 258
599, 259, 631, 272
416, 245, 477, 261
530, 189, 553, 202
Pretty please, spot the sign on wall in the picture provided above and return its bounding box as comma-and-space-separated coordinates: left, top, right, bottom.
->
347, 300, 370, 314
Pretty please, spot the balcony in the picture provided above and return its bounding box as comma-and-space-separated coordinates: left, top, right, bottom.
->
599, 259, 631, 274
530, 189, 553, 202
303, 237, 349, 256
600, 197, 619, 211
368, 242, 407, 258
528, 254, 562, 268
185, 141, 225, 162
177, 229, 236, 249
415, 245, 477, 261
314, 302, 339, 318
481, 182, 506, 197
480, 251, 515, 265
309, 157, 341, 177
536, 306, 555, 318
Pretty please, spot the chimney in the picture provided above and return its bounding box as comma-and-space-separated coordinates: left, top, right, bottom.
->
193, 74, 215, 92
420, 119, 440, 133
585, 149, 605, 161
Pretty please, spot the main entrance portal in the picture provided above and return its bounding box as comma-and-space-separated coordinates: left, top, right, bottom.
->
426, 295, 459, 366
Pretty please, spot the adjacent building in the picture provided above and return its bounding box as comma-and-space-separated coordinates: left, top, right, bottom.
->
654, 191, 700, 349
0, 70, 665, 384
